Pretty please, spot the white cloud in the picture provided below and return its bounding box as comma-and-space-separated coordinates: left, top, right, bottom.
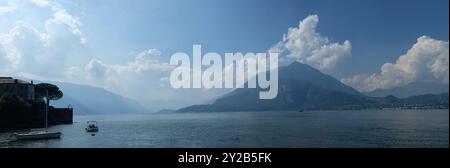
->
342, 36, 449, 92
0, 21, 48, 71
110, 49, 172, 73
0, 0, 16, 16
85, 59, 108, 79
0, 0, 87, 78
36, 0, 87, 44
84, 49, 174, 90
65, 66, 81, 78
30, 0, 50, 7
271, 15, 352, 70
84, 49, 173, 79
0, 20, 85, 76
129, 49, 172, 72
81, 48, 232, 110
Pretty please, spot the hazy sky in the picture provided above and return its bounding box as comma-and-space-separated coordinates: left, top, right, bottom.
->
1, 0, 448, 110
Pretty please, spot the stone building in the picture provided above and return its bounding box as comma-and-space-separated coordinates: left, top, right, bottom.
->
1, 77, 72, 130
0, 77, 35, 100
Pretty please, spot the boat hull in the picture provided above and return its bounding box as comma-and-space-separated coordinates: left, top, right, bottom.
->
85, 128, 99, 132
15, 131, 61, 140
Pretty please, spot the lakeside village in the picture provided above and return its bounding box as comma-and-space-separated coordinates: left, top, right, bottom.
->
0, 77, 73, 131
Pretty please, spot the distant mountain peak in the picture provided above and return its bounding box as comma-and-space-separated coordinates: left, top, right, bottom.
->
288, 61, 307, 67
279, 61, 361, 96
285, 61, 319, 72
177, 61, 364, 112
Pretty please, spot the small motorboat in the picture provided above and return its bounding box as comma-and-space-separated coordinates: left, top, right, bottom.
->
14, 131, 61, 140
298, 109, 304, 112
85, 121, 99, 132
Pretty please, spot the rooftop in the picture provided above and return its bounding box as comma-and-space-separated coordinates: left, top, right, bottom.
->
0, 77, 32, 84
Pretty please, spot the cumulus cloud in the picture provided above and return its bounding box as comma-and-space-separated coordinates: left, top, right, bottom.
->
129, 49, 172, 72
85, 59, 108, 79
0, 22, 45, 71
342, 36, 449, 92
82, 48, 232, 110
30, 0, 50, 7
270, 15, 352, 70
36, 0, 87, 44
65, 66, 81, 78
79, 49, 185, 103
0, 0, 16, 16
85, 49, 172, 79
84, 49, 173, 90
0, 0, 86, 77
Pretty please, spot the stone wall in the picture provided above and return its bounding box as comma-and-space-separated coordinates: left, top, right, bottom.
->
0, 103, 73, 131
49, 107, 73, 125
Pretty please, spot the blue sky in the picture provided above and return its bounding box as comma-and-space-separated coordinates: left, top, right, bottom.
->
76, 0, 449, 75
1, 0, 448, 110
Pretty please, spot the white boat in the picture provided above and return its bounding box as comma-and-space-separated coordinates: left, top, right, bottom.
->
14, 131, 61, 140
15, 90, 62, 140
85, 121, 99, 132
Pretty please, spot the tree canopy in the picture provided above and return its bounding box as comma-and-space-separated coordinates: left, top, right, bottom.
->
35, 83, 63, 104
0, 93, 31, 113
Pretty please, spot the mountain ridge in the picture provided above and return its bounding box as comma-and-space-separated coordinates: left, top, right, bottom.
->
50, 82, 149, 115
177, 62, 449, 112
364, 82, 449, 98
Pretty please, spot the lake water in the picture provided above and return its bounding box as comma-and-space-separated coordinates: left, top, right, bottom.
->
0, 110, 448, 148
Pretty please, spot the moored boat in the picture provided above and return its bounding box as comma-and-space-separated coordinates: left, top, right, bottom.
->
14, 131, 61, 140
85, 121, 99, 132
15, 90, 62, 141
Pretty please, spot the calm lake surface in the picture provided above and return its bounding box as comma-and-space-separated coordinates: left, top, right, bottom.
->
1, 110, 448, 148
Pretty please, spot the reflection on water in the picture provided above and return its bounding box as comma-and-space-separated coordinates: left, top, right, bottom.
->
0, 109, 448, 148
